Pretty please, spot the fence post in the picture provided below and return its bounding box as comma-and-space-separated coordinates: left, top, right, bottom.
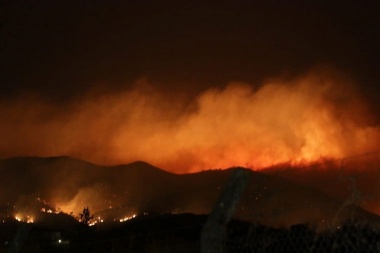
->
7, 223, 31, 253
201, 169, 250, 253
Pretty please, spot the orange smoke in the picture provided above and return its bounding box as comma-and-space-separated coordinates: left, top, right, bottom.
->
0, 69, 379, 173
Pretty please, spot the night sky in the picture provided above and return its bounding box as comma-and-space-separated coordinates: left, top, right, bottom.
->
0, 1, 379, 171
2, 1, 379, 105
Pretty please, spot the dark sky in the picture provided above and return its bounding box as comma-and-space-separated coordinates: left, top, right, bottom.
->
1, 1, 379, 107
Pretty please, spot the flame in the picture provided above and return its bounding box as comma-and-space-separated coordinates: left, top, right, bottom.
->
0, 68, 379, 172
41, 208, 60, 214
119, 214, 136, 222
88, 216, 104, 226
14, 214, 34, 223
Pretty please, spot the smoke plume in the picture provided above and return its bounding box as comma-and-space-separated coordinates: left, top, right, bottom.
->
0, 68, 379, 173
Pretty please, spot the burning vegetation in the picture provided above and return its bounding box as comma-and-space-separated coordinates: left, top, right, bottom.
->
2, 194, 148, 227
0, 68, 379, 239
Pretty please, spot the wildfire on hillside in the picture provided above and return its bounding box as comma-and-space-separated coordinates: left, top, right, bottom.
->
14, 214, 34, 223
5, 200, 137, 226
0, 68, 378, 173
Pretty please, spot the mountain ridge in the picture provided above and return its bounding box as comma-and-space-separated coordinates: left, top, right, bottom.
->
1, 156, 379, 228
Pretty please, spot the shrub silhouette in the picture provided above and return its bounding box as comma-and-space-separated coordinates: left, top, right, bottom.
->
79, 206, 94, 225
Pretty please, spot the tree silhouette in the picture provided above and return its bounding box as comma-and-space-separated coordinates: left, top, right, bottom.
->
79, 206, 94, 225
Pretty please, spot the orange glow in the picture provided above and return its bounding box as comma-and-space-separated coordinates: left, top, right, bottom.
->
0, 68, 379, 173
14, 214, 34, 223
119, 214, 136, 222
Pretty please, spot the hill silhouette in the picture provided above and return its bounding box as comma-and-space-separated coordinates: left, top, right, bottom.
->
262, 154, 380, 217
1, 156, 379, 227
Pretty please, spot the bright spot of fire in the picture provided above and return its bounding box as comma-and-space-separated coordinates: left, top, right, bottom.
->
118, 214, 136, 223
41, 208, 60, 214
14, 214, 34, 223
88, 216, 104, 226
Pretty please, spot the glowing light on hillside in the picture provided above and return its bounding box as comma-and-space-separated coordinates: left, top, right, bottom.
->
14, 214, 34, 223
88, 216, 104, 226
118, 214, 136, 222
41, 208, 60, 214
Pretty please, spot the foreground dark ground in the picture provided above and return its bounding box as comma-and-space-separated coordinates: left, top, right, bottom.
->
1, 213, 380, 253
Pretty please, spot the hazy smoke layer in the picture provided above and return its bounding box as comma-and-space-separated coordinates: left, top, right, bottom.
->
1, 69, 379, 172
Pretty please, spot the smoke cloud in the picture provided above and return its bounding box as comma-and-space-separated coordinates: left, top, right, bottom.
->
0, 68, 379, 173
